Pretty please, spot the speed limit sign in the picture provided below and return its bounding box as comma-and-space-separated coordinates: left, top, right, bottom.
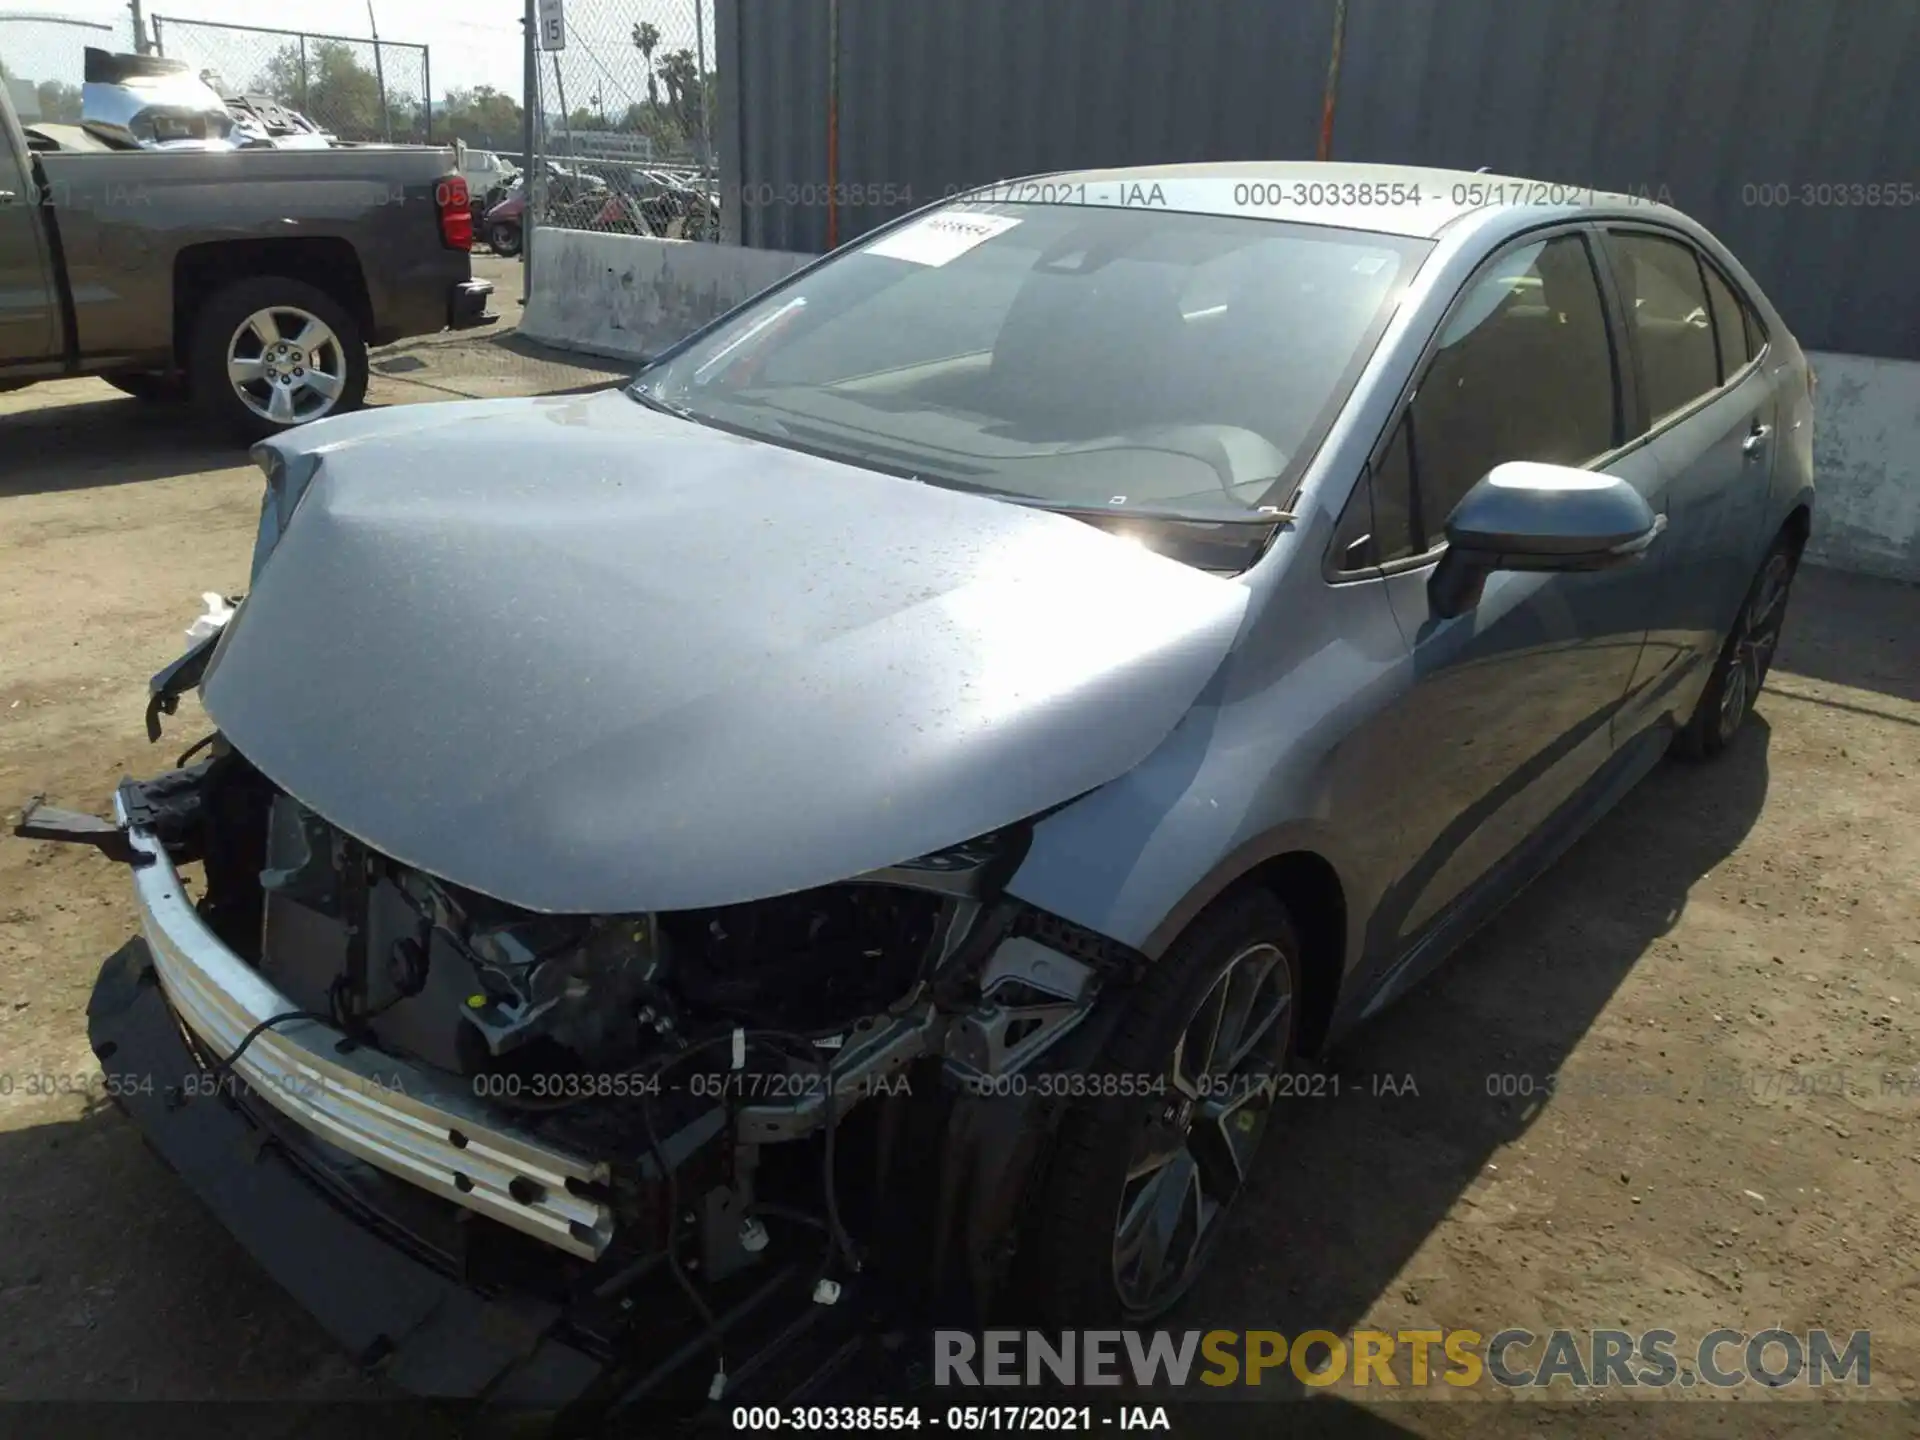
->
537, 0, 566, 51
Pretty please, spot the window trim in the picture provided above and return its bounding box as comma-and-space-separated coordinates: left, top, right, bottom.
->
1708, 252, 1771, 374
1598, 222, 1773, 454
1698, 254, 1749, 386
1324, 220, 1630, 582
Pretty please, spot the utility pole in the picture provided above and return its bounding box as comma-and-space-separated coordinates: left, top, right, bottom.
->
521, 0, 537, 301
367, 1, 392, 143
552, 52, 572, 164
693, 0, 709, 168
128, 0, 149, 54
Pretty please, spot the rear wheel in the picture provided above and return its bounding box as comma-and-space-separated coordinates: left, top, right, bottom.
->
487, 220, 522, 256
1029, 889, 1302, 1323
189, 276, 367, 441
1675, 538, 1798, 759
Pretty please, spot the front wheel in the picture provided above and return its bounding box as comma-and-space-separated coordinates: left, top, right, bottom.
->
1675, 539, 1798, 759
1028, 889, 1302, 1324
188, 276, 367, 441
487, 220, 522, 256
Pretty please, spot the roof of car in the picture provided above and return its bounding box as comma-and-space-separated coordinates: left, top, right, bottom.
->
978, 161, 1647, 240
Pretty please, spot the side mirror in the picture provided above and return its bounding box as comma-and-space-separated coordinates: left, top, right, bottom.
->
1429, 461, 1665, 619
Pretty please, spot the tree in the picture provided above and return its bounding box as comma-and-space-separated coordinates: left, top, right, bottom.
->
35, 81, 83, 123
253, 40, 384, 141
442, 85, 523, 147
0, 52, 82, 123
656, 48, 706, 149
631, 21, 660, 107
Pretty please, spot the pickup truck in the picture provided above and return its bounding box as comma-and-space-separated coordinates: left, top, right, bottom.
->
0, 72, 492, 439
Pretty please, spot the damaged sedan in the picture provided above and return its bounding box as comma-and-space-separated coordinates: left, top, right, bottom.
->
19, 162, 1813, 1421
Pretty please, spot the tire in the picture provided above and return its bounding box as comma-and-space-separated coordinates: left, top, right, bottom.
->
103, 372, 185, 403
1674, 536, 1799, 760
488, 220, 522, 257
1028, 888, 1303, 1325
188, 276, 367, 442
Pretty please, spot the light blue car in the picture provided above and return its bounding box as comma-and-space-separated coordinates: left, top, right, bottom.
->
33, 161, 1812, 1408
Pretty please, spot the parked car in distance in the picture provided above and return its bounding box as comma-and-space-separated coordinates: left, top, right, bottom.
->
481, 177, 526, 255
23, 161, 1813, 1420
454, 143, 517, 196
0, 58, 493, 438
453, 141, 517, 230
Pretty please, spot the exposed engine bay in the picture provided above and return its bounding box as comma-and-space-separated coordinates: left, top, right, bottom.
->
61, 740, 1139, 1413
250, 787, 951, 1080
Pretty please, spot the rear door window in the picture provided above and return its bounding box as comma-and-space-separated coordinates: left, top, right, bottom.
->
1742, 297, 1768, 360
1700, 261, 1751, 382
1609, 232, 1721, 424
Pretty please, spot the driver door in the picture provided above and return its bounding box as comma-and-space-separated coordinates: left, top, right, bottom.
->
0, 100, 57, 364
1356, 228, 1655, 967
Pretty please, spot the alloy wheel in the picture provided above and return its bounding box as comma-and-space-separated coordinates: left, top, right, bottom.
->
1717, 552, 1795, 744
1110, 941, 1294, 1315
226, 306, 347, 427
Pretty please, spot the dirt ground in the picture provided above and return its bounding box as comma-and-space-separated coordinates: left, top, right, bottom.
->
1, 258, 1915, 1431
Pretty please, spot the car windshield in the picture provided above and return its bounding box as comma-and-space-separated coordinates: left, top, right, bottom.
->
630, 201, 1428, 520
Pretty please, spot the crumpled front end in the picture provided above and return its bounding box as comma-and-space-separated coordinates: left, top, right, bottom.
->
29, 392, 1247, 1412
56, 738, 1139, 1413
110, 777, 615, 1258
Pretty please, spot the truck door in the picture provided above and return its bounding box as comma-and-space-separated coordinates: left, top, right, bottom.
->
0, 96, 57, 364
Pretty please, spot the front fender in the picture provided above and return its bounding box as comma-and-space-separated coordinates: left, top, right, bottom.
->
1004, 593, 1408, 984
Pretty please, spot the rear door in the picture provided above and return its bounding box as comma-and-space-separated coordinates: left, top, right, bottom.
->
0, 95, 58, 363
1601, 227, 1778, 738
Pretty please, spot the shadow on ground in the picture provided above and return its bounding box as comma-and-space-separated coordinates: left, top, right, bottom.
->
0, 726, 1773, 1431
1775, 564, 1920, 708
1170, 719, 1775, 1393
0, 395, 248, 499
0, 1091, 377, 1407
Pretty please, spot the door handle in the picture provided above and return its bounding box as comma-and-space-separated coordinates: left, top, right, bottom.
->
0, 189, 17, 204
1741, 423, 1772, 459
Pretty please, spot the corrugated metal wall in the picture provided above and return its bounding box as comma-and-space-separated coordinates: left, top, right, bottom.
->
715, 0, 1920, 361
1330, 0, 1920, 363
719, 0, 1339, 250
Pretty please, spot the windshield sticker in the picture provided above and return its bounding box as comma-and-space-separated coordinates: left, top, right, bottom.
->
862, 213, 1023, 267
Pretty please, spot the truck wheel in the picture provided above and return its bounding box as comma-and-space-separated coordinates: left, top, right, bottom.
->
1028, 888, 1302, 1324
190, 277, 367, 440
104, 372, 186, 403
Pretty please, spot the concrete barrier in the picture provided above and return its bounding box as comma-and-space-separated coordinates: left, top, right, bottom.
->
1807, 352, 1920, 584
520, 228, 809, 365
520, 231, 1918, 585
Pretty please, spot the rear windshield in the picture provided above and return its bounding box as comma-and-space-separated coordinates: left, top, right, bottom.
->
633, 201, 1428, 520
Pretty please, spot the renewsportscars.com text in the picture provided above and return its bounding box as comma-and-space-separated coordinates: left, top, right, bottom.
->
934, 1328, 1871, 1390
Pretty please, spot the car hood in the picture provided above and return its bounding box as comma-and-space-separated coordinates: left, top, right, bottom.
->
203, 389, 1249, 913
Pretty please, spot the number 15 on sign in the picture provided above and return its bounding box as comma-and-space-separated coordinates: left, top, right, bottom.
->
538, 0, 566, 51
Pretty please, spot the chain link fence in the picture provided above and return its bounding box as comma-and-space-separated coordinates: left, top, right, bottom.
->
151, 17, 431, 144
528, 0, 718, 239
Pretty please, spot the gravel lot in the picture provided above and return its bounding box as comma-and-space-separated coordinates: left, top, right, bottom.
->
1, 261, 1915, 1431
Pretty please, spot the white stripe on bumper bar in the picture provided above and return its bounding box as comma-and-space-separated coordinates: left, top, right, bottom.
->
115, 794, 614, 1259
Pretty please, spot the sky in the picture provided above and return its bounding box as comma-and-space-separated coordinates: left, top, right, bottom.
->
1, 0, 713, 104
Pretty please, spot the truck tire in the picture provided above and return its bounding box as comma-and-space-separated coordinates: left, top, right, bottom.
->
189, 276, 367, 441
